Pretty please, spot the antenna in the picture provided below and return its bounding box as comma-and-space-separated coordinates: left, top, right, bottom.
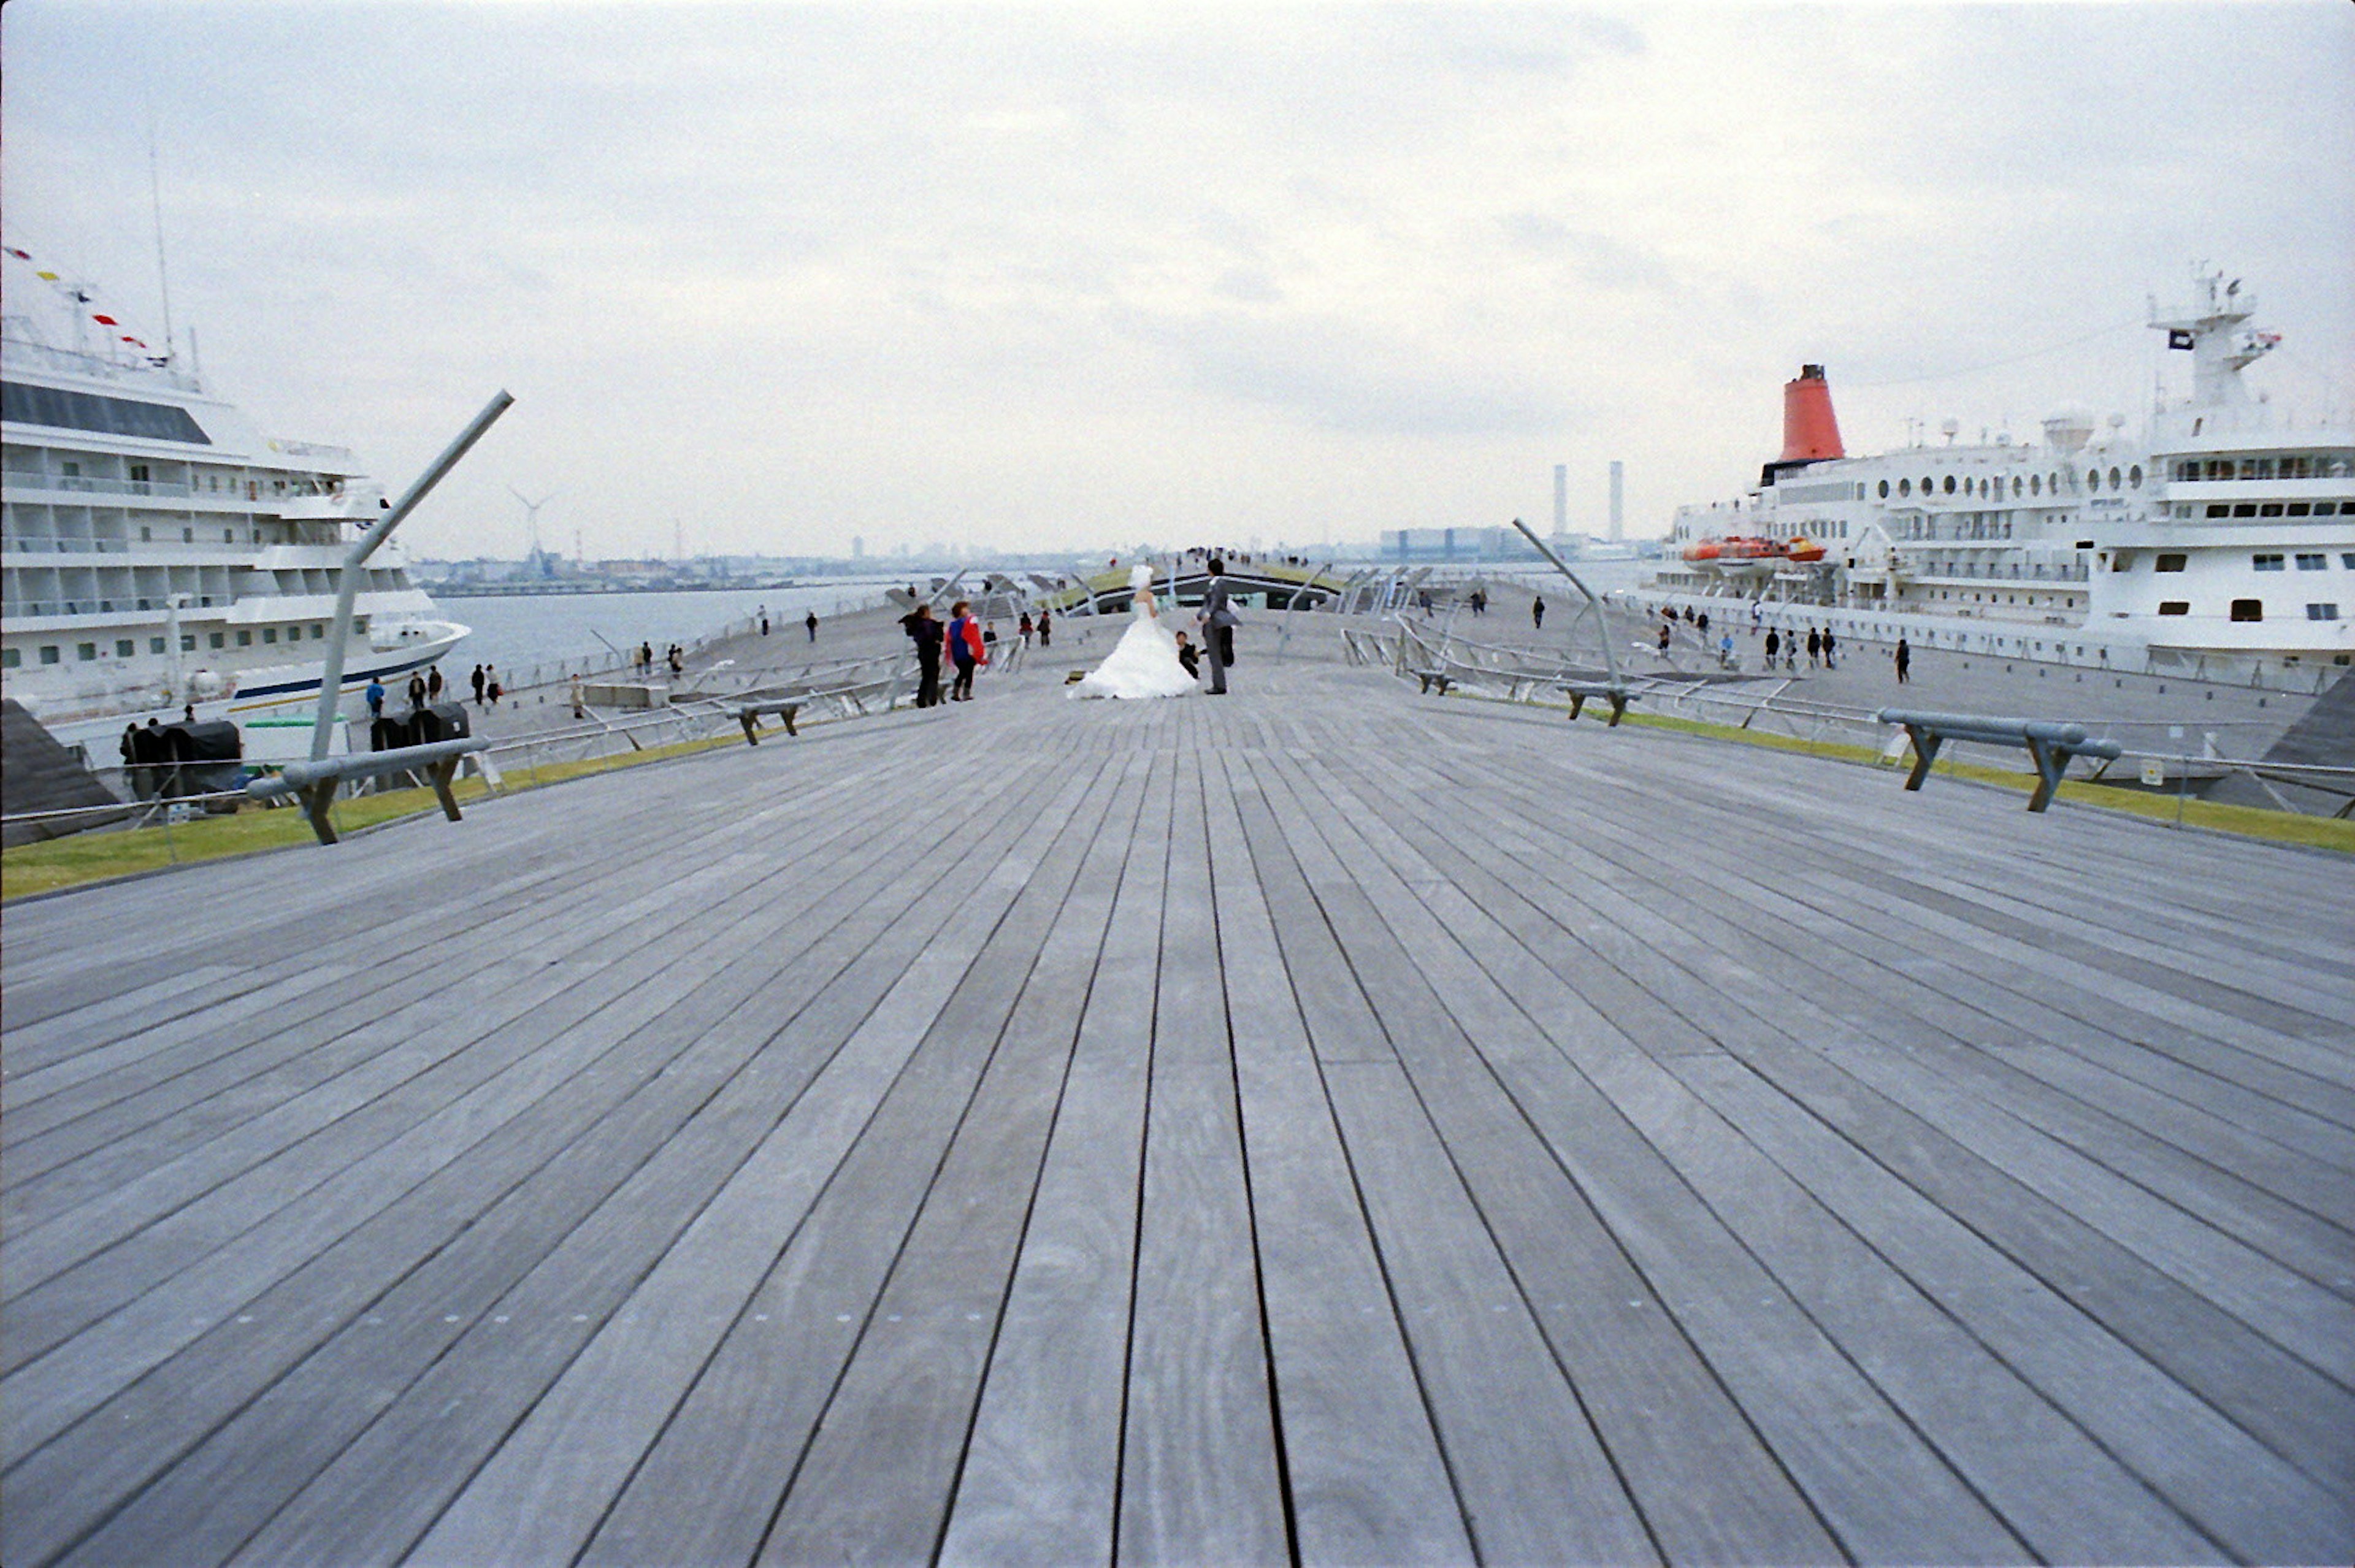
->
508, 486, 559, 556
148, 121, 176, 362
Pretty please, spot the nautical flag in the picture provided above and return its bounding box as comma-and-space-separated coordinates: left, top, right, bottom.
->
2167, 329, 2194, 350
4, 247, 29, 260
36, 270, 58, 280
92, 313, 118, 325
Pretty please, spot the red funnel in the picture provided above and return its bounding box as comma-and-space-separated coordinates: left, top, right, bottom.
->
1781, 364, 1844, 462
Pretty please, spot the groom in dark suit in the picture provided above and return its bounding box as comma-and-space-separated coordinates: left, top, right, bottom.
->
1197, 559, 1236, 694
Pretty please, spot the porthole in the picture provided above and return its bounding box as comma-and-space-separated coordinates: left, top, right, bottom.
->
2108, 466, 2121, 489
2086, 468, 2100, 491
1898, 478, 1911, 497
1878, 479, 1890, 499
2031, 475, 2042, 496
1942, 475, 1956, 495
2128, 464, 2142, 488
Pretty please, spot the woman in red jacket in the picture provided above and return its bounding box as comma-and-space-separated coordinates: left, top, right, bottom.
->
944, 600, 987, 701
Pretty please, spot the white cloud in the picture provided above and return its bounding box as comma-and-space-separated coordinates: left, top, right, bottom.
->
4, 2, 2349, 556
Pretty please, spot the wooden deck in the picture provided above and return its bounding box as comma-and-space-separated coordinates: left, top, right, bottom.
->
4, 656, 2351, 1566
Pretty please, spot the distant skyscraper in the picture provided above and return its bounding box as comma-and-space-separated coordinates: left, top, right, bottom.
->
1609, 461, 1624, 541
852, 535, 865, 559
1553, 464, 1568, 535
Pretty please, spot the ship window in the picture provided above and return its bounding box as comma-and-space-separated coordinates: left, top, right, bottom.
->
2288, 503, 2310, 517
0, 382, 212, 444
2012, 475, 2023, 497
2108, 467, 2122, 489
286, 626, 302, 642
2129, 465, 2142, 488
209, 632, 225, 649
2308, 603, 2341, 621
2345, 554, 2355, 568
2205, 504, 2229, 518
148, 637, 165, 655
2317, 502, 2339, 516
2229, 599, 2264, 622
224, 529, 234, 542
2233, 503, 2257, 518
130, 464, 150, 483
78, 642, 98, 660
1922, 475, 1934, 495
262, 627, 278, 644
236, 630, 252, 646
0, 648, 15, 669
2158, 602, 2189, 616
2261, 503, 2284, 518
182, 527, 193, 542
140, 526, 151, 542
1897, 478, 1911, 497
2030, 475, 2042, 496
1942, 475, 1956, 495
40, 645, 60, 665
1878, 479, 1890, 499
2156, 554, 2187, 572
180, 635, 196, 652
2296, 553, 2327, 570
2252, 554, 2284, 571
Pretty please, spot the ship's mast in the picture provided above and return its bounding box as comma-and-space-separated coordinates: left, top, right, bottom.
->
2148, 269, 2275, 409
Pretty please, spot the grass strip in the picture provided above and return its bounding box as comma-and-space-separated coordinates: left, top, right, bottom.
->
1449, 689, 2355, 855
2, 728, 746, 901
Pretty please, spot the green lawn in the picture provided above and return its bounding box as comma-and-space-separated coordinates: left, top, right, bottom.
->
2, 728, 746, 901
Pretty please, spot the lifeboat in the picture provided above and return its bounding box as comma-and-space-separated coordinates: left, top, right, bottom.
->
1682, 535, 1828, 573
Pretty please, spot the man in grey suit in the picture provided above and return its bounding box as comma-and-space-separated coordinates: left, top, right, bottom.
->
1197, 558, 1237, 694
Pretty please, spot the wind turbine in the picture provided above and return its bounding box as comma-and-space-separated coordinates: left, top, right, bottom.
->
509, 486, 561, 561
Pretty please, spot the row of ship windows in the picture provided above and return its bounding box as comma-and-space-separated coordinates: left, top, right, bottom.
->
2138, 552, 2355, 573
1878, 467, 2140, 502
19, 456, 347, 499
2191, 501, 2346, 519
1, 623, 328, 667
2151, 602, 2340, 622
2172, 454, 2353, 482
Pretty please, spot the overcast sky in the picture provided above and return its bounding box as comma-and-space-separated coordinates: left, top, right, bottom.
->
4, 1, 2350, 561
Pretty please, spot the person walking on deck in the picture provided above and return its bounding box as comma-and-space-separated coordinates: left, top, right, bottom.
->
1895, 637, 1912, 684
806, 610, 819, 643
366, 678, 386, 718
1764, 628, 1781, 667
1806, 627, 1822, 669
945, 600, 986, 701
1822, 627, 1837, 668
1531, 595, 1546, 630
1019, 611, 1035, 647
1037, 608, 1052, 648
469, 664, 486, 706
407, 673, 427, 711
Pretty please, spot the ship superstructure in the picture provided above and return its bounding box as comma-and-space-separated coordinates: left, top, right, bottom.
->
1, 250, 466, 748
1656, 270, 2354, 677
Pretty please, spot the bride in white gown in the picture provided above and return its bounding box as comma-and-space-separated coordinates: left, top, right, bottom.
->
1069, 565, 1201, 700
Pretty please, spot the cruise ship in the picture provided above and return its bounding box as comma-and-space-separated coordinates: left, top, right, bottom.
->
1, 248, 466, 753
1650, 270, 2354, 682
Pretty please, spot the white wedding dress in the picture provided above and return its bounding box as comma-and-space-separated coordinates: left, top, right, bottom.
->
1070, 571, 1200, 701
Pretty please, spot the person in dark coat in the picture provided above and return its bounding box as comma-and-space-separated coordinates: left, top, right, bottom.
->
1894, 637, 1912, 684
1531, 595, 1545, 630
902, 603, 946, 708
1036, 608, 1052, 648
470, 664, 486, 705
806, 610, 819, 643
1821, 627, 1837, 668
1806, 627, 1822, 668
1197, 559, 1236, 694
1764, 628, 1780, 665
